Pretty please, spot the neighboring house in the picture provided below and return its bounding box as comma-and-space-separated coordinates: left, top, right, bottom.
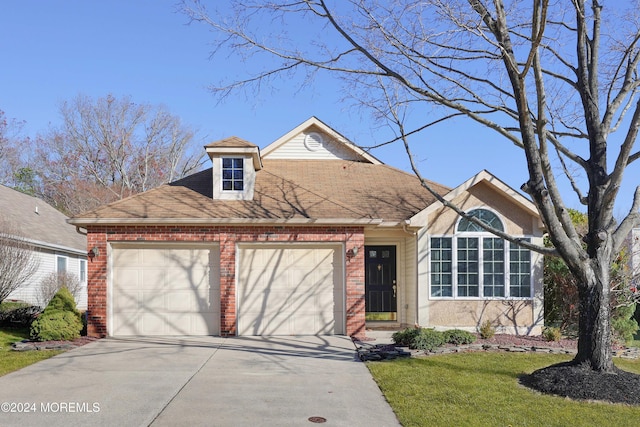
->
0, 185, 88, 309
69, 117, 544, 338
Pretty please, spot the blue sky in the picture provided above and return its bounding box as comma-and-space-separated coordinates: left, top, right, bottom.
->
1, 1, 637, 218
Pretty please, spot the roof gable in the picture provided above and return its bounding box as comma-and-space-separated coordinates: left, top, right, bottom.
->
261, 117, 381, 164
409, 170, 541, 227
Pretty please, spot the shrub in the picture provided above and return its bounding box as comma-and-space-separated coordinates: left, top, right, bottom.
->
0, 305, 41, 327
44, 287, 81, 319
412, 329, 445, 352
392, 327, 421, 347
612, 303, 639, 345
29, 287, 82, 341
442, 329, 476, 345
29, 311, 82, 341
542, 326, 562, 342
479, 320, 495, 339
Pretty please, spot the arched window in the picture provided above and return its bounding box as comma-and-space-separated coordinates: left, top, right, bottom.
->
430, 208, 531, 299
457, 209, 504, 232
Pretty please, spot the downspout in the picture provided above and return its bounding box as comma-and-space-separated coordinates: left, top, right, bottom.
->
75, 226, 87, 236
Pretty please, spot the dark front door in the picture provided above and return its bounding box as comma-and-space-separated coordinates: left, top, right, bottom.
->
365, 245, 397, 321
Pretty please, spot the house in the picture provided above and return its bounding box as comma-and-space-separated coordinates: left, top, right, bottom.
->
0, 185, 88, 309
69, 117, 544, 338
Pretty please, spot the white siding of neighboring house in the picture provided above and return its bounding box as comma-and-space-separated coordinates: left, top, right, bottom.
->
6, 247, 88, 310
264, 130, 362, 161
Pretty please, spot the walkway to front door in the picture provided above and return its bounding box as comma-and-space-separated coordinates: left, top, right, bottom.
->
365, 245, 397, 321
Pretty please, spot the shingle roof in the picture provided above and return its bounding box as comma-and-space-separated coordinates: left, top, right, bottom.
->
204, 136, 258, 149
0, 185, 86, 251
70, 159, 450, 225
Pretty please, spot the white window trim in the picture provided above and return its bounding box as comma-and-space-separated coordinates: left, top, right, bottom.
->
428, 233, 533, 300
220, 156, 245, 193
79, 259, 87, 283
56, 255, 68, 274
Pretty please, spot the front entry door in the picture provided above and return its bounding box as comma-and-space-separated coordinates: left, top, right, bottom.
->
365, 245, 397, 321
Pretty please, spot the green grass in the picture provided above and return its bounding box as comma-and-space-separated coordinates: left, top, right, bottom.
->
368, 353, 640, 427
0, 326, 63, 377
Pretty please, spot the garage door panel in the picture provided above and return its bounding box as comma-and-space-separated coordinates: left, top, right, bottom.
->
141, 269, 167, 289
114, 268, 140, 289
113, 250, 141, 268
238, 245, 344, 336
164, 268, 209, 289
111, 245, 219, 336
113, 290, 142, 311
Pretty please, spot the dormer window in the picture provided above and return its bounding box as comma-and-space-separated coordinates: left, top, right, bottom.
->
205, 136, 262, 201
222, 158, 244, 191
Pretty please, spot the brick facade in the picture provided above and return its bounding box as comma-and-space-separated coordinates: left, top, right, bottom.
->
85, 225, 366, 339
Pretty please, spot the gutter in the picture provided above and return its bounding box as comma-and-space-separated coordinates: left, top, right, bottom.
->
15, 236, 87, 257
67, 217, 386, 227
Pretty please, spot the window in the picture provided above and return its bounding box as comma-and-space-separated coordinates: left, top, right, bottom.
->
79, 259, 87, 283
510, 241, 531, 297
222, 158, 244, 191
429, 209, 532, 299
56, 256, 67, 274
430, 238, 452, 297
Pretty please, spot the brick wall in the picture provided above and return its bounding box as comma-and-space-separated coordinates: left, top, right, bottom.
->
85, 225, 366, 339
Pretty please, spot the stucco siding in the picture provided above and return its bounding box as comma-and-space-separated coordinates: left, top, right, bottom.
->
428, 300, 535, 333
428, 181, 536, 235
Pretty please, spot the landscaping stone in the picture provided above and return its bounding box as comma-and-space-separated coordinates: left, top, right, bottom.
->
355, 342, 413, 361
11, 336, 98, 352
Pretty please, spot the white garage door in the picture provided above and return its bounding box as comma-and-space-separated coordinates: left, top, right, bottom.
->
111, 245, 219, 336
237, 245, 344, 335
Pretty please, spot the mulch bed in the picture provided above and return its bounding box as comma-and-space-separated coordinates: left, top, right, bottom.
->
446, 335, 640, 405
472, 333, 578, 349
520, 362, 640, 405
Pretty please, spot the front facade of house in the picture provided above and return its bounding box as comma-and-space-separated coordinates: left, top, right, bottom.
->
70, 117, 544, 338
1, 185, 88, 309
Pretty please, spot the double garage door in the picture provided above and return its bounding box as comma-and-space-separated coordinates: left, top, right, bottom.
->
110, 244, 344, 336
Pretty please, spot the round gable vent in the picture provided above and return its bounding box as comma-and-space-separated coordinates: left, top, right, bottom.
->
304, 132, 324, 151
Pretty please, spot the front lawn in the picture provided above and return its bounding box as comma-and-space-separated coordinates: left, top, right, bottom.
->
0, 326, 63, 376
368, 353, 640, 427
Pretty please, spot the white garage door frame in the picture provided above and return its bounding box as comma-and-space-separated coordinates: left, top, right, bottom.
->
108, 242, 220, 336
236, 242, 346, 336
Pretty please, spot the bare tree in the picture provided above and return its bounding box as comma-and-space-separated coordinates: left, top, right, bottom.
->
35, 271, 83, 309
0, 110, 27, 188
180, 0, 640, 373
34, 94, 206, 215
0, 221, 39, 304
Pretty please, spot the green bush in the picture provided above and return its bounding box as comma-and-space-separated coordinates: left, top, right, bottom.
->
29, 287, 83, 341
612, 303, 639, 345
479, 320, 496, 339
392, 327, 421, 347
45, 287, 81, 321
542, 326, 562, 342
30, 311, 83, 341
442, 329, 476, 345
412, 329, 445, 352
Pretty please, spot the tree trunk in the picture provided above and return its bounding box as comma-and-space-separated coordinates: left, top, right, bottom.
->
573, 264, 614, 371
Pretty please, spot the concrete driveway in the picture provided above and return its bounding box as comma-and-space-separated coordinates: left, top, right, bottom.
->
0, 336, 400, 427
